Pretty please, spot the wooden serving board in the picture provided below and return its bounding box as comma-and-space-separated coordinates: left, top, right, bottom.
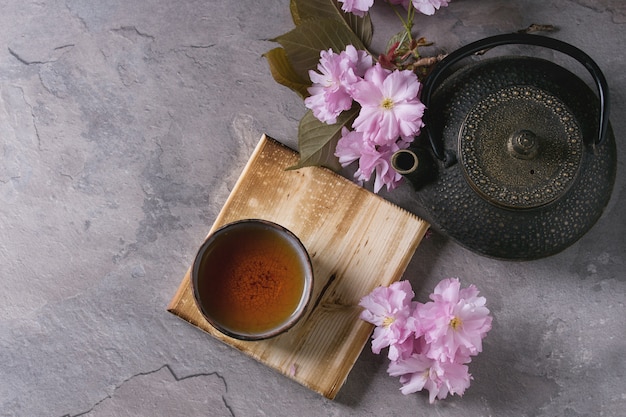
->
167, 135, 429, 399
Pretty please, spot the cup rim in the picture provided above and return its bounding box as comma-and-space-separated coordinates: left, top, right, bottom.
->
191, 219, 313, 341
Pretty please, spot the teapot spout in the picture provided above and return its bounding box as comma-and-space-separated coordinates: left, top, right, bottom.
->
391, 147, 436, 190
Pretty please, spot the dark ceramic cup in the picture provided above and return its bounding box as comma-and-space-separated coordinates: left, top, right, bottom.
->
191, 219, 313, 340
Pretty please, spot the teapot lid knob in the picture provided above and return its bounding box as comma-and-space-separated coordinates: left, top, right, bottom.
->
507, 130, 539, 160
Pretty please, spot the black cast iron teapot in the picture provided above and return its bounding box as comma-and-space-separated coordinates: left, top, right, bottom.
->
391, 33, 617, 260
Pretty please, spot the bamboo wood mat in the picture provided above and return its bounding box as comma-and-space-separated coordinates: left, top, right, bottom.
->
167, 134, 429, 399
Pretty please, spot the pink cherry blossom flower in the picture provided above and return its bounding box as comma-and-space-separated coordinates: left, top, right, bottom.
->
387, 0, 450, 15
342, 44, 373, 77
304, 46, 372, 124
359, 280, 417, 360
416, 278, 492, 363
356, 139, 410, 193
335, 128, 410, 193
360, 277, 490, 403
388, 351, 472, 403
334, 127, 364, 168
411, 0, 450, 15
351, 63, 425, 146
337, 0, 375, 17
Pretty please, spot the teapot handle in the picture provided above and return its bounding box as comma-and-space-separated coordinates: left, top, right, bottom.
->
421, 33, 610, 161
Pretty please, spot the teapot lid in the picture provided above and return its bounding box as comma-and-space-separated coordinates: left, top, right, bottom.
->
459, 85, 584, 209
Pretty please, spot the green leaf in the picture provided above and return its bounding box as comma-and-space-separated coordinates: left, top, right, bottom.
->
290, 0, 372, 48
263, 47, 310, 98
273, 0, 373, 172
342, 9, 373, 48
289, 0, 301, 25
386, 30, 411, 54
289, 107, 359, 171
292, 0, 343, 21
273, 18, 366, 81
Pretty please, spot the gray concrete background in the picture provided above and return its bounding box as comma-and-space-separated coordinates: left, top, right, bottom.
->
1, 1, 624, 416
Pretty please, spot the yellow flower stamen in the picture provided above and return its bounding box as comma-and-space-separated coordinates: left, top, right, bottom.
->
450, 316, 462, 330
382, 316, 395, 328
381, 97, 394, 110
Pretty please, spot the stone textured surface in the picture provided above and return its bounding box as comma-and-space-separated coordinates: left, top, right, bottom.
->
0, 1, 624, 416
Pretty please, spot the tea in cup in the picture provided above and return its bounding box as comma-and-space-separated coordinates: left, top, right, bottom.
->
191, 219, 313, 340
